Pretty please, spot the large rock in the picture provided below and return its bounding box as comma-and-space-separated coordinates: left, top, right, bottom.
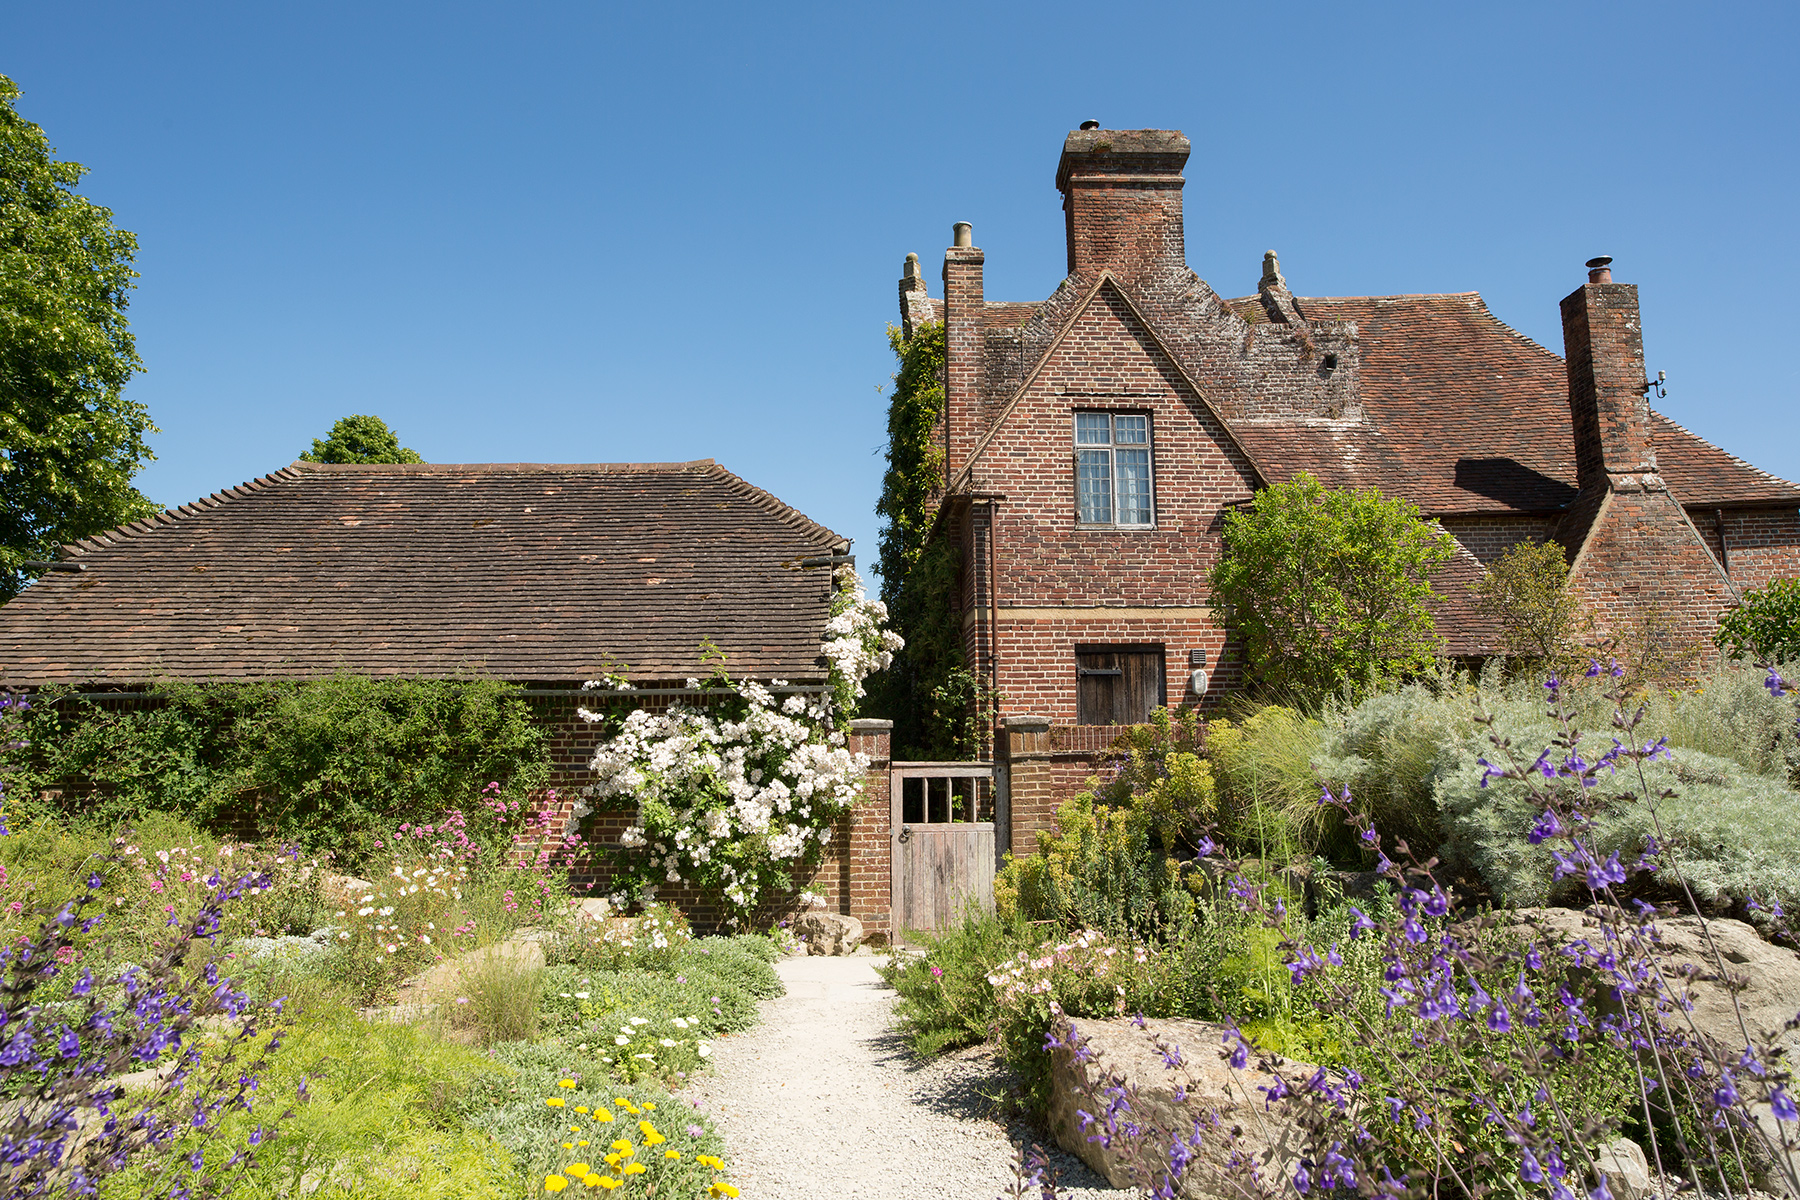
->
794, 911, 863, 956
1047, 1014, 1313, 1199
1595, 1137, 1651, 1200
1492, 908, 1800, 1061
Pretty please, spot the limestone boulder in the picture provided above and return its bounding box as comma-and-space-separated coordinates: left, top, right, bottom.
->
1594, 1137, 1651, 1200
1490, 908, 1800, 1060
794, 911, 863, 956
1047, 1014, 1313, 1199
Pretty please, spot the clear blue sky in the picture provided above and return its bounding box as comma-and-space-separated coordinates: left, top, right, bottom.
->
10, 1, 1797, 592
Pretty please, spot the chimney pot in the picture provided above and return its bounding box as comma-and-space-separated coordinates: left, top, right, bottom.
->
952, 222, 972, 248
1586, 255, 1614, 284
1079, 120, 1100, 130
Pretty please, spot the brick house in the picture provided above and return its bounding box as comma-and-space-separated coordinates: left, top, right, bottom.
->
0, 458, 896, 934
895, 124, 1800, 840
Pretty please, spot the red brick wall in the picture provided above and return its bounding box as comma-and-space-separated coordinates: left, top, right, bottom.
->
994, 614, 1239, 722
970, 282, 1260, 606
1566, 486, 1737, 674
1718, 507, 1800, 593
1439, 516, 1558, 567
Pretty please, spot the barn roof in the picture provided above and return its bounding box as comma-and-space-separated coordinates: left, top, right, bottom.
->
0, 459, 847, 687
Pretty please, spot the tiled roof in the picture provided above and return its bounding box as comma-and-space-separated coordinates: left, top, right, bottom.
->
0, 461, 847, 687
1222, 292, 1800, 514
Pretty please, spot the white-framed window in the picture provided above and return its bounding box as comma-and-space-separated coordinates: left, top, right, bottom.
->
1075, 411, 1154, 526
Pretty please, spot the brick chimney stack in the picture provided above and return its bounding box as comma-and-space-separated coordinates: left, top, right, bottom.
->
943, 222, 985, 482
1056, 126, 1190, 279
1561, 256, 1657, 492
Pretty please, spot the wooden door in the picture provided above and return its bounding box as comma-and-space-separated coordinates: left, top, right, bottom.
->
890, 766, 996, 936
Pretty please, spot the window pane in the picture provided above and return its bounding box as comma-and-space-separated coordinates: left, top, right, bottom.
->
1075, 413, 1111, 445
1077, 449, 1112, 523
1114, 414, 1148, 445
1116, 449, 1152, 524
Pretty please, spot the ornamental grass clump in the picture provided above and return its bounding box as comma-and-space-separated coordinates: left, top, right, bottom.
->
1027, 663, 1800, 1200
580, 574, 900, 922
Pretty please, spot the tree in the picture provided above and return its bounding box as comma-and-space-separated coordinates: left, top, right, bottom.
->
1471, 539, 1590, 668
1209, 472, 1457, 702
0, 75, 157, 601
1716, 576, 1800, 663
299, 414, 423, 465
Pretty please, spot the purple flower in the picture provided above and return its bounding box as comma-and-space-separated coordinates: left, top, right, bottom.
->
1766, 669, 1788, 698
1528, 810, 1564, 845
1771, 1087, 1798, 1122
1347, 908, 1376, 939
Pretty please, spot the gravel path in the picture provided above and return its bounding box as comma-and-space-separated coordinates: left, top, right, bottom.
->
687, 954, 1116, 1199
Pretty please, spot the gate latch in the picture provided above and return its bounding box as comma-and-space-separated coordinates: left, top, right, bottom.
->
897, 825, 912, 843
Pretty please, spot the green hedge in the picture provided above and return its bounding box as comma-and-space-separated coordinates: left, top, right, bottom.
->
4, 675, 550, 867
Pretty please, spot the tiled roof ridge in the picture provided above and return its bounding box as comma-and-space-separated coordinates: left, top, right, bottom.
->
286, 459, 720, 474
1652, 412, 1800, 495
59, 465, 311, 559
699, 463, 848, 551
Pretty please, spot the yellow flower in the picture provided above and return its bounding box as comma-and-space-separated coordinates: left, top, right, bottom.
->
575, 1106, 589, 1114
709, 1185, 740, 1199
593, 1109, 614, 1123
664, 1150, 681, 1160
578, 1140, 590, 1148
567, 1163, 592, 1179
642, 1102, 656, 1111
559, 1079, 578, 1089
544, 1175, 569, 1193
546, 1098, 566, 1108
604, 1153, 622, 1167
614, 1098, 641, 1115
596, 1180, 620, 1193
622, 1163, 647, 1176
562, 1142, 574, 1151
583, 1178, 601, 1190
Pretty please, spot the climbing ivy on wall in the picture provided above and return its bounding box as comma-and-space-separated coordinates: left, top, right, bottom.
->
874, 321, 946, 604
868, 321, 992, 759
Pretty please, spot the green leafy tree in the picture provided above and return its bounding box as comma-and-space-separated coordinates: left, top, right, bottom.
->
1716, 576, 1800, 663
1471, 538, 1591, 668
1209, 472, 1457, 702
0, 75, 157, 601
300, 414, 423, 465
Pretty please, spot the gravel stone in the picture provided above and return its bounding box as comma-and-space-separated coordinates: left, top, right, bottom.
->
688, 954, 1116, 1199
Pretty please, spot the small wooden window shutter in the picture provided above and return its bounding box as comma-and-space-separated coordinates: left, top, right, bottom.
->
1076, 648, 1166, 724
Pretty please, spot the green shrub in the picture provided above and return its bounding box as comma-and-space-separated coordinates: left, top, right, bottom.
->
881, 908, 1038, 1057
1716, 576, 1800, 662
7, 676, 550, 868
994, 787, 1195, 944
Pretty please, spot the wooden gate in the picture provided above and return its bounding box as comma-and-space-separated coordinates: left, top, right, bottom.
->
890, 762, 997, 936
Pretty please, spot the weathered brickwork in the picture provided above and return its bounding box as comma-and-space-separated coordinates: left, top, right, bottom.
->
1439, 516, 1558, 567
991, 614, 1240, 721
1716, 507, 1800, 592
1566, 488, 1738, 670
